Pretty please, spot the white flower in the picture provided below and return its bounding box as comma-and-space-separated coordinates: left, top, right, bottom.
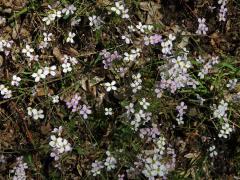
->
122, 9, 129, 19
43, 32, 53, 42
28, 107, 44, 120
128, 25, 136, 32
29, 55, 39, 62
131, 73, 142, 93
71, 18, 81, 26
89, 15, 103, 30
218, 0, 227, 21
91, 160, 104, 176
49, 135, 58, 147
136, 22, 144, 32
136, 22, 153, 33
62, 4, 76, 16
111, 2, 123, 15
49, 133, 72, 160
196, 18, 208, 35
52, 126, 63, 136
121, 34, 131, 44
168, 34, 176, 41
105, 81, 117, 92
52, 95, 60, 103
0, 84, 12, 99
42, 16, 52, 25
209, 145, 218, 157
62, 62, 72, 73
66, 32, 76, 43
218, 122, 233, 138
104, 151, 117, 171
22, 44, 34, 57
49, 65, 57, 76
213, 100, 228, 119
111, 1, 129, 19
139, 98, 150, 110
11, 75, 21, 86
176, 116, 184, 125
161, 34, 176, 55
32, 69, 46, 82
105, 108, 113, 116
123, 48, 141, 62
226, 79, 237, 90
53, 10, 62, 18
0, 16, 6, 26
156, 136, 166, 155
69, 57, 78, 65
125, 103, 135, 114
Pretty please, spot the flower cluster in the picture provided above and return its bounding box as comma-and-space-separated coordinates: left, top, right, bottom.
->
66, 94, 81, 112
91, 160, 104, 176
144, 34, 162, 46
218, 122, 233, 138
196, 18, 208, 35
136, 22, 154, 34
10, 156, 28, 180
123, 48, 141, 62
126, 140, 176, 179
176, 102, 187, 125
104, 151, 117, 171
218, 0, 227, 22
61, 55, 78, 73
0, 84, 12, 99
156, 136, 166, 155
198, 56, 219, 79
11, 75, 22, 87
213, 100, 228, 120
161, 34, 176, 55
39, 32, 53, 49
131, 73, 142, 93
127, 101, 152, 131
65, 94, 92, 119
156, 53, 198, 94
100, 50, 121, 69
27, 107, 44, 120
91, 151, 117, 176
139, 125, 160, 142
142, 153, 168, 178
121, 33, 132, 44
32, 65, 56, 82
111, 1, 129, 19
89, 15, 103, 30
49, 126, 72, 162
0, 39, 13, 56
42, 9, 62, 25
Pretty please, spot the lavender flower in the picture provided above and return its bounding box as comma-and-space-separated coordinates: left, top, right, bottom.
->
196, 18, 208, 35
79, 104, 92, 119
100, 50, 121, 69
66, 94, 81, 112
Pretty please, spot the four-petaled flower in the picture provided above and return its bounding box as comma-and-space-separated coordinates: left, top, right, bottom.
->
105, 81, 117, 92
